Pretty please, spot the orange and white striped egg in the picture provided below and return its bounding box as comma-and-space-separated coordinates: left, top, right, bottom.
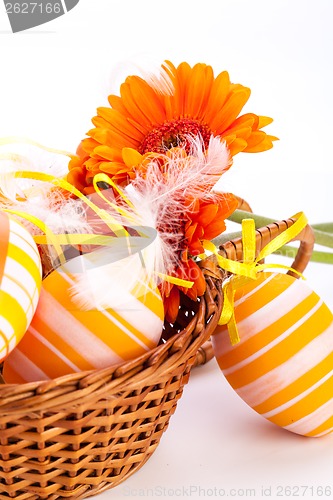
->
3, 253, 164, 383
0, 211, 42, 362
212, 272, 333, 437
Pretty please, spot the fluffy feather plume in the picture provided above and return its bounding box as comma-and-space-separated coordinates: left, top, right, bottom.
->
69, 135, 232, 310
0, 141, 69, 199
109, 56, 174, 96
64, 235, 157, 312
0, 142, 92, 275
0, 142, 90, 236
140, 62, 174, 95
129, 135, 231, 273
142, 135, 232, 203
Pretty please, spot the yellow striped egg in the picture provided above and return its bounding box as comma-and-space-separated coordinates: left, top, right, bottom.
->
3, 252, 164, 383
0, 211, 42, 362
212, 272, 333, 437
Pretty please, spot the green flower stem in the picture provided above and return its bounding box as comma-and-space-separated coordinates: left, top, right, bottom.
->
212, 231, 243, 247
211, 235, 333, 265
311, 229, 333, 248
228, 210, 276, 229
211, 210, 333, 265
228, 210, 333, 250
312, 222, 333, 233
275, 245, 333, 265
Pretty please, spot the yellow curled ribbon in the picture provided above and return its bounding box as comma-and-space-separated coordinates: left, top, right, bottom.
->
1, 168, 194, 289
0, 136, 74, 159
203, 212, 308, 345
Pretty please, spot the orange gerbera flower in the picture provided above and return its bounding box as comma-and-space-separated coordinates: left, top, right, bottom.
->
68, 61, 277, 194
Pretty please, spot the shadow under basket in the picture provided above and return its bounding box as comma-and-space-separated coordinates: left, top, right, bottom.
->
0, 217, 314, 499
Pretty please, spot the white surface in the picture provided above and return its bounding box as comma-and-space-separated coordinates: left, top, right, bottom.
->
0, 1, 332, 499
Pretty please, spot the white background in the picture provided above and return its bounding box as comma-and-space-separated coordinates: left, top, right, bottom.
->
0, 1, 333, 499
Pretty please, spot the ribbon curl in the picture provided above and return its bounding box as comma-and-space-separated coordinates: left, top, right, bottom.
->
2, 170, 194, 289
203, 212, 308, 345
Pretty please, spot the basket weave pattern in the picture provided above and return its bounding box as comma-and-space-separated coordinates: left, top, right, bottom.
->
0, 271, 223, 499
0, 217, 314, 499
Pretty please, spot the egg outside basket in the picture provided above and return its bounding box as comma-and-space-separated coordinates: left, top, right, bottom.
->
0, 216, 314, 500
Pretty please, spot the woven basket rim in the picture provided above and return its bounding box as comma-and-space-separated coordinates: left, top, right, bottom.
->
0, 271, 224, 415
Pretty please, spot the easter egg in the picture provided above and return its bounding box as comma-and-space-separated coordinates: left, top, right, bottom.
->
212, 272, 333, 437
0, 211, 42, 362
3, 250, 164, 383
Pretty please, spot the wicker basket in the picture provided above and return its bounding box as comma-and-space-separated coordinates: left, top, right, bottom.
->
0, 216, 314, 499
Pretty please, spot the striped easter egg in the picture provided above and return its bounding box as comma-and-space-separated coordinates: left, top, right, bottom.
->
0, 211, 42, 362
212, 272, 333, 438
3, 252, 164, 383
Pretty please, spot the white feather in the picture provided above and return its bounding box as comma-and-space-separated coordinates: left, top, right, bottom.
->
0, 142, 69, 203
66, 238, 155, 311
106, 56, 174, 97
69, 136, 231, 311
155, 135, 232, 202
0, 142, 91, 274
140, 62, 174, 95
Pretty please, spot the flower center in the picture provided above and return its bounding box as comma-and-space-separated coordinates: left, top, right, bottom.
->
139, 118, 212, 154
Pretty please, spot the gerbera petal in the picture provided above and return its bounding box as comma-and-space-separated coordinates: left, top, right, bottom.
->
243, 131, 267, 149
186, 261, 206, 299
211, 87, 251, 133
162, 60, 182, 119
93, 128, 139, 150
244, 134, 277, 153
186, 63, 213, 119
91, 116, 113, 131
196, 203, 219, 226
76, 142, 88, 159
127, 77, 167, 125
126, 116, 152, 136
217, 192, 239, 218
189, 239, 205, 256
188, 223, 205, 255
176, 61, 192, 117
204, 219, 227, 240
193, 267, 206, 297
202, 70, 231, 124
97, 108, 143, 141
120, 80, 153, 129
68, 155, 84, 171
78, 138, 98, 156
67, 167, 87, 192
122, 148, 143, 167
98, 161, 130, 175
164, 285, 180, 323
85, 157, 104, 169
222, 126, 252, 141
226, 137, 248, 155
224, 113, 257, 130
93, 145, 122, 161
83, 185, 96, 196
201, 65, 215, 114
114, 171, 136, 183
258, 116, 274, 129
185, 222, 198, 243
88, 128, 113, 145
163, 94, 175, 122
108, 94, 129, 114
